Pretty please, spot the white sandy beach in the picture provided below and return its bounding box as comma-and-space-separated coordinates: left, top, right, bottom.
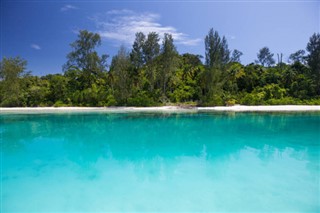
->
0, 105, 320, 113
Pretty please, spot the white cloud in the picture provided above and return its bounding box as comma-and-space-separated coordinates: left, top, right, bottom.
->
61, 5, 78, 12
178, 38, 202, 46
106, 9, 134, 15
31, 44, 41, 50
91, 10, 201, 46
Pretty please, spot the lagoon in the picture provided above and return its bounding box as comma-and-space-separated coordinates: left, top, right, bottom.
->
1, 112, 319, 212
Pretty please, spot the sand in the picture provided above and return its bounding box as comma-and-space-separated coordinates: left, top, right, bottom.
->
0, 105, 320, 113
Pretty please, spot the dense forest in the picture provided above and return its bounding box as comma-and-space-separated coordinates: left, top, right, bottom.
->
1, 29, 319, 107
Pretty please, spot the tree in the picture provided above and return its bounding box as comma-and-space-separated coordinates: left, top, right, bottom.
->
255, 47, 275, 67
1, 29, 320, 107
288, 50, 306, 64
237, 63, 263, 92
130, 32, 146, 69
205, 28, 230, 69
200, 67, 225, 105
231, 49, 243, 63
0, 57, 28, 106
159, 33, 179, 98
220, 36, 230, 65
306, 33, 320, 95
169, 54, 204, 102
110, 45, 132, 104
45, 74, 69, 104
143, 32, 160, 64
143, 32, 160, 92
203, 29, 230, 105
63, 30, 108, 88
22, 76, 50, 106
224, 62, 244, 94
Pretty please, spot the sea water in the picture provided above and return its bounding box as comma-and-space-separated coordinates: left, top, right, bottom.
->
1, 112, 319, 212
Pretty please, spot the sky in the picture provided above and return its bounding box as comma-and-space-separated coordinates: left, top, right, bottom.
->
1, 0, 319, 76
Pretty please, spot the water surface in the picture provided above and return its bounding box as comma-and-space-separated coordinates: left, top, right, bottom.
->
1, 112, 319, 212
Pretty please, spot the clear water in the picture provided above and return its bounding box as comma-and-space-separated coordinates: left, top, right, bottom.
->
1, 112, 319, 212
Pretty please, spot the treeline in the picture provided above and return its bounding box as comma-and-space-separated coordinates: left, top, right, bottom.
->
0, 29, 319, 107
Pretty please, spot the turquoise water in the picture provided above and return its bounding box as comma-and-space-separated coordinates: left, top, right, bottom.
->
1, 112, 319, 212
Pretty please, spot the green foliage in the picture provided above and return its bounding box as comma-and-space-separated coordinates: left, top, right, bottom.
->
241, 92, 266, 105
44, 74, 69, 104
231, 49, 243, 63
304, 98, 320, 105
289, 50, 306, 64
158, 33, 179, 97
200, 67, 225, 105
53, 100, 69, 107
105, 94, 117, 106
127, 91, 156, 107
168, 55, 204, 103
23, 76, 50, 106
205, 28, 230, 69
1, 31, 319, 107
224, 62, 244, 94
257, 84, 287, 99
201, 95, 224, 106
237, 63, 263, 92
130, 32, 146, 69
306, 33, 320, 95
240, 84, 287, 105
265, 97, 320, 105
110, 46, 132, 105
255, 47, 275, 67
143, 32, 160, 63
0, 57, 28, 107
225, 99, 236, 106
63, 30, 108, 89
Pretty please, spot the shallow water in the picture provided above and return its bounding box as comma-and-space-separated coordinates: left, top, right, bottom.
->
1, 112, 319, 212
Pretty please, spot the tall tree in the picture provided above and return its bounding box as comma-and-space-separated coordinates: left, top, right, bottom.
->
143, 32, 160, 92
143, 32, 160, 64
220, 36, 230, 65
203, 29, 230, 105
306, 33, 320, 95
159, 33, 179, 98
205, 28, 230, 69
255, 47, 275, 67
110, 46, 132, 104
0, 57, 28, 106
63, 30, 108, 88
288, 50, 306, 64
231, 49, 243, 63
130, 32, 146, 69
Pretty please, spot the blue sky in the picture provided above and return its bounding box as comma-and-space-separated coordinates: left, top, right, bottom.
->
1, 1, 319, 76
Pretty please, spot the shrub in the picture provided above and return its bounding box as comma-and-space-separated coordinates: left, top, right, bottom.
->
201, 95, 224, 106
266, 97, 297, 105
53, 100, 68, 107
127, 91, 156, 107
240, 92, 265, 105
105, 94, 117, 106
225, 99, 236, 106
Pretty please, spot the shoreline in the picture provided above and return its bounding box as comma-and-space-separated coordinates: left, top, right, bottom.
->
1, 105, 320, 113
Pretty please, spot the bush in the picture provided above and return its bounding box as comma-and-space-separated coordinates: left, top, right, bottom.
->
240, 92, 265, 105
302, 98, 320, 105
266, 97, 298, 105
225, 99, 236, 106
105, 94, 117, 106
127, 91, 157, 107
53, 100, 68, 107
201, 95, 224, 106
0, 96, 25, 107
